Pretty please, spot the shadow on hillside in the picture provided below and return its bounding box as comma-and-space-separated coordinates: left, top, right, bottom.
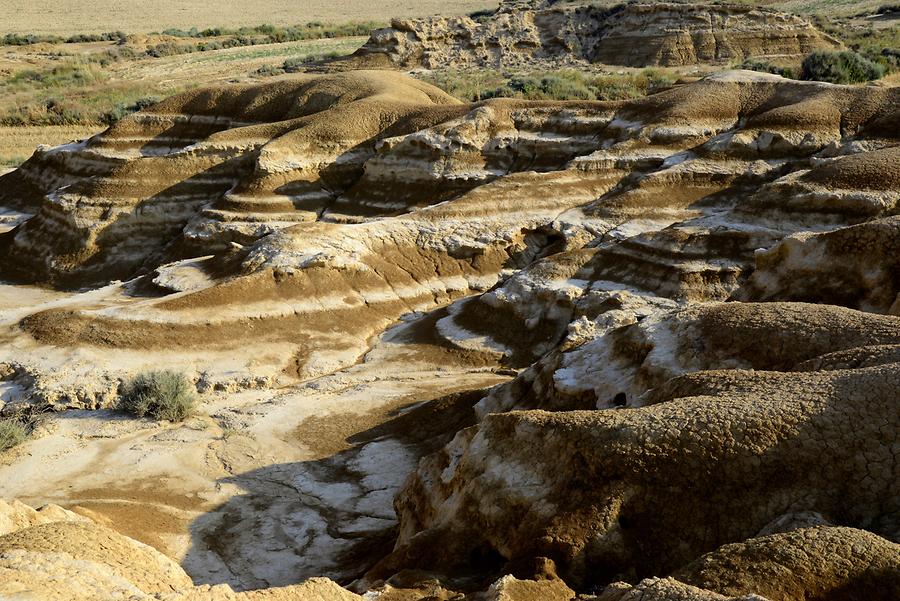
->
182, 386, 488, 591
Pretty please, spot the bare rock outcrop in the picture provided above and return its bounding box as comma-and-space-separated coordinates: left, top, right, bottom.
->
670, 526, 900, 601
0, 510, 194, 599
599, 527, 900, 600
350, 1, 841, 69
0, 70, 897, 405
0, 499, 88, 536
372, 356, 899, 589
734, 214, 900, 314
597, 578, 765, 601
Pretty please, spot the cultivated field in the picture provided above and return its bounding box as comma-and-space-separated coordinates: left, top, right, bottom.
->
0, 0, 498, 35
0, 125, 100, 167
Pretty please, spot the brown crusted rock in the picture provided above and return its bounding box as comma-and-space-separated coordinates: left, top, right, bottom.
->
791, 344, 900, 372
0, 71, 466, 288
478, 302, 900, 414
372, 361, 900, 590
0, 74, 896, 395
481, 574, 575, 601
672, 526, 900, 601
0, 520, 194, 599
596, 577, 766, 601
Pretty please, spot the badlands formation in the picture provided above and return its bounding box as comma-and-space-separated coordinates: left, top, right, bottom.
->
351, 0, 843, 68
0, 8, 899, 601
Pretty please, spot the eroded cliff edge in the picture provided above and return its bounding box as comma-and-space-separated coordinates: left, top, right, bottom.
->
348, 1, 842, 69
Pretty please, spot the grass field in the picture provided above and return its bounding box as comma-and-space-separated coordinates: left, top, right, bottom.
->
0, 35, 368, 166
0, 125, 101, 166
0, 0, 497, 35
0, 36, 367, 126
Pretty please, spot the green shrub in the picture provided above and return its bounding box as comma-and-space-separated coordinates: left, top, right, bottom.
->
65, 31, 127, 44
283, 53, 343, 71
468, 8, 496, 23
143, 21, 381, 59
100, 96, 160, 124
255, 63, 285, 76
519, 73, 595, 100
801, 50, 886, 83
283, 57, 311, 72
0, 419, 26, 452
740, 58, 795, 79
0, 155, 27, 167
146, 41, 192, 58
424, 68, 676, 102
2, 32, 63, 45
161, 27, 200, 38
119, 370, 196, 422
43, 98, 89, 125
93, 46, 138, 67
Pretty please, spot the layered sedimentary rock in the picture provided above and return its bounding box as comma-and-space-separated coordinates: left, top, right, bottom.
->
734, 215, 900, 313
1, 66, 898, 601
374, 305, 900, 587
350, 1, 842, 69
1, 71, 896, 404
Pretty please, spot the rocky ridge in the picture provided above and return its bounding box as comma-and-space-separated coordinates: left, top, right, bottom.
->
349, 1, 842, 69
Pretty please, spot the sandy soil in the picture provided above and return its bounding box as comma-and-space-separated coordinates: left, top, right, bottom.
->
0, 282, 509, 589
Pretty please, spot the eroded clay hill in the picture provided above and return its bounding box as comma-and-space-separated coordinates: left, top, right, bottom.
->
0, 67, 898, 600
348, 0, 842, 69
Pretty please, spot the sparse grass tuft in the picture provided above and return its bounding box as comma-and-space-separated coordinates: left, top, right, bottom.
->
0, 154, 27, 167
254, 52, 346, 76
0, 404, 49, 453
100, 96, 161, 125
0, 419, 26, 453
119, 370, 196, 422
0, 58, 168, 126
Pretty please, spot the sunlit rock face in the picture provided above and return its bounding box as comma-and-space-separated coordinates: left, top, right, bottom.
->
351, 1, 842, 69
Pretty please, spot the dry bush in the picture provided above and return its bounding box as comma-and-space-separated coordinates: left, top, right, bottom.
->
0, 420, 25, 452
0, 404, 51, 452
119, 370, 196, 422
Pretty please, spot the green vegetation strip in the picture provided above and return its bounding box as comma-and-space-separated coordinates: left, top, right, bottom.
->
421, 69, 679, 102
